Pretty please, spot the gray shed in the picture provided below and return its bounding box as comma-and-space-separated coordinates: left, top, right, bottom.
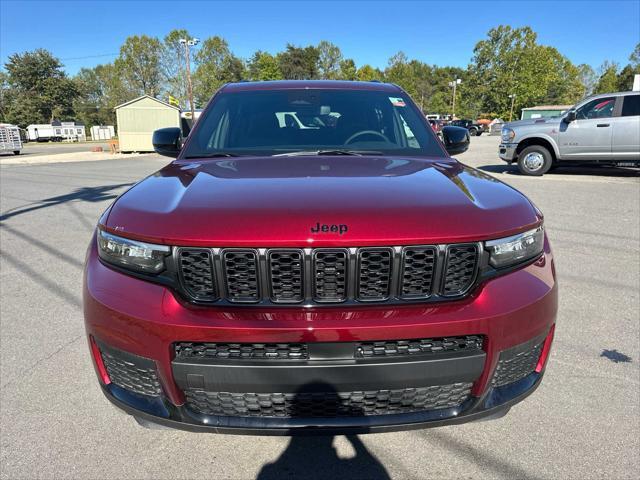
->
115, 95, 180, 152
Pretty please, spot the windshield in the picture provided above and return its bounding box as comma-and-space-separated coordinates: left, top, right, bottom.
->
183, 89, 444, 157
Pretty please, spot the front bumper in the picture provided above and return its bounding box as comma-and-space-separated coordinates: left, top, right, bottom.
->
499, 143, 518, 163
84, 238, 557, 435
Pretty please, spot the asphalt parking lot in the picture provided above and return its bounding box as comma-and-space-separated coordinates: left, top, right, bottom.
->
1, 135, 638, 479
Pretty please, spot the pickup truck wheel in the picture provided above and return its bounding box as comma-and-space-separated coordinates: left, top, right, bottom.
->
517, 145, 552, 176
469, 128, 478, 136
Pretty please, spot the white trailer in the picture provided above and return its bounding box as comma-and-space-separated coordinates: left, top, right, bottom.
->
90, 125, 116, 140
0, 124, 23, 154
27, 121, 86, 142
27, 124, 59, 142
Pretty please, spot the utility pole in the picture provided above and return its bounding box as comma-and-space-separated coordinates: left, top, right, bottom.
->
508, 94, 517, 121
179, 37, 199, 122
448, 78, 461, 119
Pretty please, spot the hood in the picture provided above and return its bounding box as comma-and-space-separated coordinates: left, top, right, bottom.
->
505, 117, 562, 129
104, 156, 541, 247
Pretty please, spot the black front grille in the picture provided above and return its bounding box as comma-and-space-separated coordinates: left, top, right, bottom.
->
268, 250, 303, 303
100, 346, 161, 397
176, 244, 480, 305
175, 342, 308, 360
185, 383, 472, 418
313, 250, 348, 302
178, 249, 216, 301
356, 336, 484, 358
492, 340, 543, 387
401, 246, 437, 298
223, 250, 259, 302
443, 244, 479, 296
357, 249, 392, 300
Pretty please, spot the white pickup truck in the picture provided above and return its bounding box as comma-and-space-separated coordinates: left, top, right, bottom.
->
499, 91, 640, 175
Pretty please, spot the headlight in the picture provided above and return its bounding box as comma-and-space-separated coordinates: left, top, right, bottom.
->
501, 128, 515, 142
485, 226, 544, 268
97, 229, 170, 274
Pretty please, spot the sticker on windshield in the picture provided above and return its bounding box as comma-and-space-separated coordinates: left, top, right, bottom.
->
389, 97, 406, 107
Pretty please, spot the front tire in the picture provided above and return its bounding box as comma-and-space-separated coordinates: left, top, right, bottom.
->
13, 150, 20, 155
517, 145, 553, 176
469, 128, 478, 136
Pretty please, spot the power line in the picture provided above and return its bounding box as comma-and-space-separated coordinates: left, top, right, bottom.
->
60, 53, 118, 61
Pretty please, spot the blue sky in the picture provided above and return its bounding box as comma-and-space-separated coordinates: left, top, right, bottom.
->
1, 0, 639, 74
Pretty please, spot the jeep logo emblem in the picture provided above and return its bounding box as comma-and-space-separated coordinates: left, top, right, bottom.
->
310, 222, 348, 235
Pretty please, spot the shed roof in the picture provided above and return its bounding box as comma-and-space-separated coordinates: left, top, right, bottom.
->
114, 94, 179, 110
521, 105, 573, 111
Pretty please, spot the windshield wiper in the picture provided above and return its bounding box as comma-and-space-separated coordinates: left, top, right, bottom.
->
273, 149, 379, 157
184, 152, 239, 159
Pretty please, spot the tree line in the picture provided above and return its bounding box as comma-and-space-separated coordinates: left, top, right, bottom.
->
0, 25, 638, 130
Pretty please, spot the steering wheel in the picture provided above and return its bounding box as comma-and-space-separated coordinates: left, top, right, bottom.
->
345, 130, 390, 145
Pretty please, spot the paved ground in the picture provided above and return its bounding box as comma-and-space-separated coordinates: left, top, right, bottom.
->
8, 141, 111, 156
1, 135, 638, 479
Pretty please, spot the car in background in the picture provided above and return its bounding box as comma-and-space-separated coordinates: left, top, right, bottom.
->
499, 91, 640, 175
428, 118, 443, 136
449, 119, 485, 136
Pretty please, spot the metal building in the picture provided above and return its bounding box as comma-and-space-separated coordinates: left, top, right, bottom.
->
520, 105, 573, 120
114, 95, 181, 153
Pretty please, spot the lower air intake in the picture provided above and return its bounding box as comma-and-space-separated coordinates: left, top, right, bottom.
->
185, 383, 472, 418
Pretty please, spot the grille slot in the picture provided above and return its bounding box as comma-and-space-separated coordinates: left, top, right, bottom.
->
492, 340, 543, 387
222, 250, 259, 302
178, 249, 216, 301
185, 383, 472, 418
356, 335, 483, 358
400, 246, 437, 298
175, 342, 308, 360
442, 244, 479, 296
313, 250, 348, 302
357, 248, 392, 300
268, 250, 304, 303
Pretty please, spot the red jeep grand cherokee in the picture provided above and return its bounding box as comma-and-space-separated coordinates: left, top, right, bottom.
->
84, 81, 557, 435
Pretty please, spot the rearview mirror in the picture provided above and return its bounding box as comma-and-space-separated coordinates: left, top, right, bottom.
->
152, 127, 182, 158
563, 110, 576, 123
441, 126, 470, 156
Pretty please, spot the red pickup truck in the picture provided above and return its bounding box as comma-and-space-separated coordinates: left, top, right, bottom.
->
84, 80, 557, 434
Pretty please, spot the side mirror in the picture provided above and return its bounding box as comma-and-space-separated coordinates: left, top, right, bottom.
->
152, 127, 182, 158
441, 126, 470, 156
563, 110, 576, 123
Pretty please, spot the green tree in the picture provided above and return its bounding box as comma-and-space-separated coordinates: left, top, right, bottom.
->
277, 44, 319, 80
115, 35, 163, 96
577, 64, 597, 96
3, 49, 78, 126
594, 61, 619, 94
247, 51, 282, 80
162, 29, 193, 107
73, 63, 134, 129
356, 64, 380, 81
192, 36, 245, 105
317, 40, 343, 79
339, 59, 357, 80
630, 43, 640, 69
468, 25, 583, 119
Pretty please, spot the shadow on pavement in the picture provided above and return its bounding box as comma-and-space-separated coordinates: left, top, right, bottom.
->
479, 164, 640, 178
0, 182, 132, 222
256, 382, 390, 480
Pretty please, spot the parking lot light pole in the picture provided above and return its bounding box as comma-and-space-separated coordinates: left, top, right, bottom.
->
508, 94, 516, 121
179, 37, 199, 122
448, 79, 462, 119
